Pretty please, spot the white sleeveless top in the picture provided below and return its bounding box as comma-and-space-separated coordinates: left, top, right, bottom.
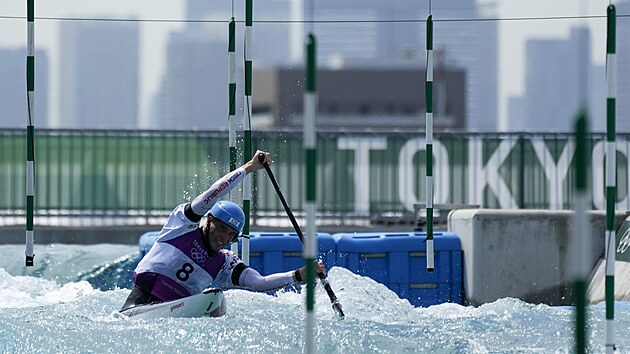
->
133, 203, 242, 301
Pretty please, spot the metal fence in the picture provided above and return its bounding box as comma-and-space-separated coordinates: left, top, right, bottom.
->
1, 129, 629, 221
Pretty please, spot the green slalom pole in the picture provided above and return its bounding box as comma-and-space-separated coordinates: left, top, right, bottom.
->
228, 17, 237, 187
25, 0, 36, 267
227, 16, 243, 259
573, 112, 589, 354
304, 34, 317, 354
604, 5, 616, 353
239, 0, 253, 263
424, 15, 434, 272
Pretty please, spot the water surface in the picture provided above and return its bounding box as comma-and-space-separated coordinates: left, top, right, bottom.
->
0, 244, 628, 353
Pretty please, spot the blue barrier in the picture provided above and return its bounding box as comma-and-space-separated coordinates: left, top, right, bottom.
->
334, 232, 463, 307
245, 232, 336, 275
137, 230, 463, 307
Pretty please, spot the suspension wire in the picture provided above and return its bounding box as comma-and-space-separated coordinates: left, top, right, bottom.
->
0, 14, 626, 24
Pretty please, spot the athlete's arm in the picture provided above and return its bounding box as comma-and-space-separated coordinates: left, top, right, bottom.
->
187, 150, 271, 220
232, 260, 327, 292
188, 167, 246, 219
236, 266, 296, 292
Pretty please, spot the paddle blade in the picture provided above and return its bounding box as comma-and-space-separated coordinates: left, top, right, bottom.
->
318, 273, 345, 318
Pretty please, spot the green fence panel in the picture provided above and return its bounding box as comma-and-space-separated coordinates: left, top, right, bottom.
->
1, 129, 629, 219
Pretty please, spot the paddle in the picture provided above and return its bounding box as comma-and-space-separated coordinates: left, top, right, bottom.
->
258, 153, 345, 318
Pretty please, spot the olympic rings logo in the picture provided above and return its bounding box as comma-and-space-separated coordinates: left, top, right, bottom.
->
190, 247, 207, 263
618, 228, 630, 254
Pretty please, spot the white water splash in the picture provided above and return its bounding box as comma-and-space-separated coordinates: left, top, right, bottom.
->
0, 245, 628, 353
0, 268, 94, 308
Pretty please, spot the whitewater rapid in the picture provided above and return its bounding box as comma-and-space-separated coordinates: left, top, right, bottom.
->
0, 244, 628, 353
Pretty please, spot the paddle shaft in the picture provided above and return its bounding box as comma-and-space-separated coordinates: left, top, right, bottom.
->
258, 154, 345, 318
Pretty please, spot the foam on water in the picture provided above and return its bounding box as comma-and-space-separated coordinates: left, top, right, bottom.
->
0, 244, 629, 353
0, 269, 95, 309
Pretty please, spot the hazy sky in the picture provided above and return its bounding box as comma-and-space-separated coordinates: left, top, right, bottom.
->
484, 0, 612, 129
0, 0, 618, 130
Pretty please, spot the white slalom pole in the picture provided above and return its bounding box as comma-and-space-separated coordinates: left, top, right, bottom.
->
227, 16, 242, 259
572, 113, 589, 354
25, 0, 36, 267
604, 5, 617, 353
242, 0, 254, 264
304, 33, 317, 354
424, 14, 435, 272
239, 0, 254, 262
228, 18, 237, 185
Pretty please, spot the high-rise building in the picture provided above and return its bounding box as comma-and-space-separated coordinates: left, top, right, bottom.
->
253, 66, 467, 130
289, 0, 498, 132
158, 0, 496, 131
0, 49, 49, 128
153, 0, 295, 130
156, 30, 229, 130
184, 0, 294, 66
589, 64, 606, 132
58, 21, 139, 129
508, 27, 604, 132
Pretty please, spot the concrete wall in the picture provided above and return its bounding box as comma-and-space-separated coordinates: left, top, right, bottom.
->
0, 222, 408, 245
0, 225, 158, 245
448, 209, 629, 306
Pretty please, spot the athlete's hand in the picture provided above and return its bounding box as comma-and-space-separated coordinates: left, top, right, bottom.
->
244, 150, 271, 173
297, 260, 326, 281
314, 260, 326, 276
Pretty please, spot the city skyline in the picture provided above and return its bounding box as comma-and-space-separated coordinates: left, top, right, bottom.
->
154, 0, 495, 131
0, 0, 621, 131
